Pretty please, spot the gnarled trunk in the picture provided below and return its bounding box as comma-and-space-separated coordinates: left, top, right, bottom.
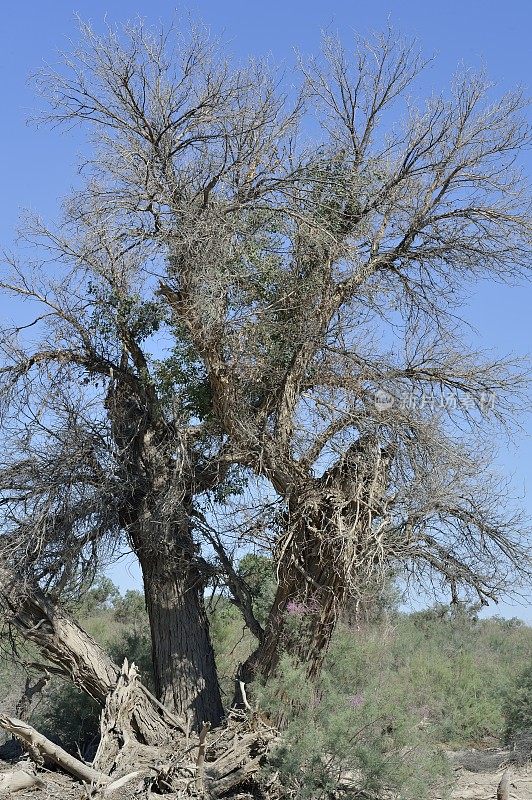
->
240, 539, 344, 686
244, 439, 392, 687
108, 380, 224, 729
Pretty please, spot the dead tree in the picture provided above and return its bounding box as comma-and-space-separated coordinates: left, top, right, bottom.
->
0, 562, 183, 745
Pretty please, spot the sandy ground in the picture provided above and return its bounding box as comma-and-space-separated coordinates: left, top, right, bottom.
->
447, 747, 532, 800
0, 746, 531, 798
450, 765, 532, 799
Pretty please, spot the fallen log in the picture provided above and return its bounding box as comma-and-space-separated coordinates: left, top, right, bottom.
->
0, 714, 109, 786
497, 768, 511, 800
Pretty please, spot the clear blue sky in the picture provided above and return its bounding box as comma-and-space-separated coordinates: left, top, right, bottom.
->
1, 1, 531, 619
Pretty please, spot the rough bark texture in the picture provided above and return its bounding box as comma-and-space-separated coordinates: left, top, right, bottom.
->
138, 542, 224, 729
108, 375, 224, 730
239, 537, 342, 686
241, 440, 394, 686
497, 769, 511, 800
0, 565, 119, 699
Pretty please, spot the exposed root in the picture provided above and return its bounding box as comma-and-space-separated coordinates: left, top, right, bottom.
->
0, 662, 279, 799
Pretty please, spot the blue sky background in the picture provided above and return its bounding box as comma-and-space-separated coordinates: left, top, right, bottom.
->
1, 1, 531, 619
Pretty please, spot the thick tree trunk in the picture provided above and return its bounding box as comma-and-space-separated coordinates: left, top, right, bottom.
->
140, 553, 224, 729
108, 390, 224, 730
132, 512, 224, 730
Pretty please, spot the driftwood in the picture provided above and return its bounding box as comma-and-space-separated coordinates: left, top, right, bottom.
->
93, 659, 143, 773
0, 566, 183, 746
0, 663, 145, 789
195, 721, 211, 794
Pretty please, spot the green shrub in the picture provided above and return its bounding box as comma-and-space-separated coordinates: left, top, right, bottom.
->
257, 634, 452, 800
505, 664, 532, 738
32, 682, 101, 758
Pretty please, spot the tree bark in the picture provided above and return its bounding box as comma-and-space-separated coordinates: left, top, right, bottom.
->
242, 439, 392, 688
240, 553, 341, 687
137, 542, 224, 730
108, 381, 224, 730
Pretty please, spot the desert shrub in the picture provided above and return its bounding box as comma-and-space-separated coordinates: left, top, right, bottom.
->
3, 578, 531, 768
257, 631, 452, 800
505, 664, 532, 738
32, 682, 101, 758
382, 606, 532, 745
253, 606, 532, 797
112, 589, 147, 628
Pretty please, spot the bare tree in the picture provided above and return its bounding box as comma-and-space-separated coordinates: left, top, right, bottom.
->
1, 19, 531, 727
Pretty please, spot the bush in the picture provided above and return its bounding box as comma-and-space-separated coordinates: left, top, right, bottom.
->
257, 633, 452, 800
252, 605, 532, 797
505, 664, 532, 738
32, 682, 101, 759
385, 606, 532, 745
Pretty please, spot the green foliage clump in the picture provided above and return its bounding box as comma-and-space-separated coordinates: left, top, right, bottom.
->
208, 598, 254, 701
251, 600, 532, 797
504, 663, 532, 738
258, 638, 452, 800
238, 553, 277, 627
390, 605, 532, 745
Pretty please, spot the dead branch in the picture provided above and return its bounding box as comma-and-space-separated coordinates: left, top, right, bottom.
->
0, 714, 109, 786
195, 721, 211, 794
